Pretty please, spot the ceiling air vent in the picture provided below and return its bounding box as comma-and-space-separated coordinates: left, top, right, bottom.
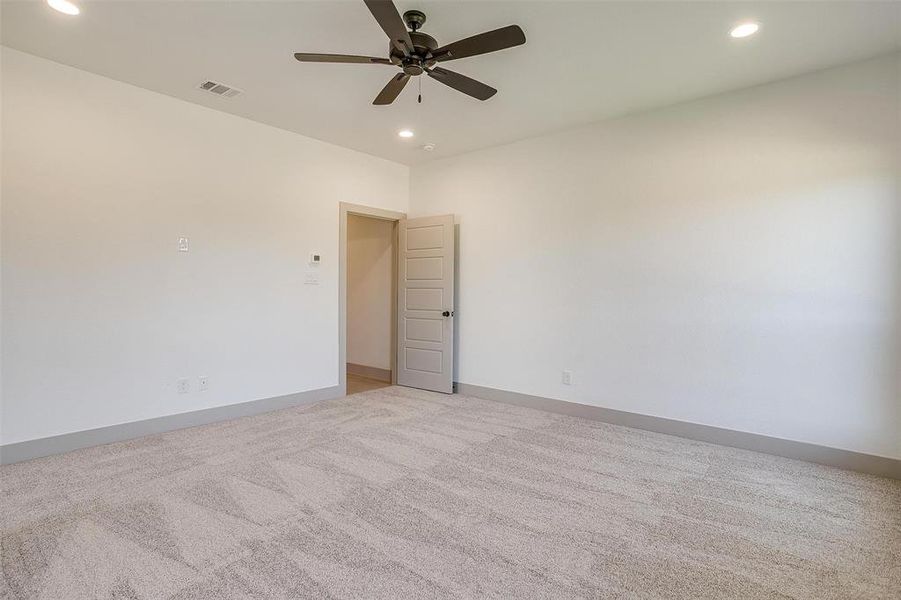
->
198, 80, 243, 98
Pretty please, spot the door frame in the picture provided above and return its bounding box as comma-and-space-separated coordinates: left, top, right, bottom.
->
338, 202, 406, 396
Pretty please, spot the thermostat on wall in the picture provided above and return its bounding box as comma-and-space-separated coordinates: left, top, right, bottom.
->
309, 253, 321, 265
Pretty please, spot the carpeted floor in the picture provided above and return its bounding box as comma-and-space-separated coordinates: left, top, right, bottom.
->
1, 386, 899, 599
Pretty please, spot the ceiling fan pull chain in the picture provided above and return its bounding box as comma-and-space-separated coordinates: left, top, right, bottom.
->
418, 76, 422, 104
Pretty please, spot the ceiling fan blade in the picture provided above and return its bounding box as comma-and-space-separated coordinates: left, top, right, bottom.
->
363, 0, 414, 56
294, 53, 392, 65
427, 67, 497, 101
432, 25, 526, 62
373, 73, 411, 105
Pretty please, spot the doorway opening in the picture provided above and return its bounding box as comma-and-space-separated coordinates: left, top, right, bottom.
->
346, 213, 395, 394
339, 203, 405, 396
339, 202, 456, 396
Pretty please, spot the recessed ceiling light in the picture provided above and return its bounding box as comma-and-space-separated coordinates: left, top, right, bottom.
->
47, 0, 80, 16
730, 22, 760, 39
398, 129, 415, 139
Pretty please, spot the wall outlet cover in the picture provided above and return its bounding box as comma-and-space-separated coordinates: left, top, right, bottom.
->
562, 370, 573, 385
176, 378, 191, 394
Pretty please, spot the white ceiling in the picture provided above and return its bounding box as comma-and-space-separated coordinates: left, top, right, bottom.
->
2, 1, 899, 165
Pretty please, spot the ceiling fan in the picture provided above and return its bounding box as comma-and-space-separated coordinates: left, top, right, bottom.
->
294, 0, 526, 105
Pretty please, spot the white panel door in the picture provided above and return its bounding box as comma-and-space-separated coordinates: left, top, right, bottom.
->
397, 215, 454, 393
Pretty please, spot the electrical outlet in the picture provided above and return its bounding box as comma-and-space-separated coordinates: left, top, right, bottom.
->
178, 237, 189, 252
176, 378, 191, 394
562, 370, 573, 385
198, 376, 209, 392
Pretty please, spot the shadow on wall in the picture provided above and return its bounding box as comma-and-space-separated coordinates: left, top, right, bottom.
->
892, 99, 901, 459
891, 52, 901, 459
453, 223, 461, 384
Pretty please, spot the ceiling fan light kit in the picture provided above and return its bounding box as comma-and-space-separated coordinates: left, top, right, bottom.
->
294, 0, 526, 105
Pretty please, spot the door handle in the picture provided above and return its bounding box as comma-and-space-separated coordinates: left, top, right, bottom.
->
442, 310, 453, 317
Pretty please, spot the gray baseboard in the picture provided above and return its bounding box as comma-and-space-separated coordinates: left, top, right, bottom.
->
455, 383, 900, 480
0, 385, 342, 465
346, 363, 392, 383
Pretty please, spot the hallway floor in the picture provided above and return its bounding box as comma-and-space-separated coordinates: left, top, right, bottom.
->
346, 372, 391, 395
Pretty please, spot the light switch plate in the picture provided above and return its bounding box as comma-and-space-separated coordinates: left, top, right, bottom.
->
178, 237, 189, 252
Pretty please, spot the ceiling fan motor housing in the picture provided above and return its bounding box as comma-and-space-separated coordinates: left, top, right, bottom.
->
391, 25, 440, 75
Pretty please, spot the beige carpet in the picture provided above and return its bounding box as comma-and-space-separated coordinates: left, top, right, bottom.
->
1, 386, 899, 599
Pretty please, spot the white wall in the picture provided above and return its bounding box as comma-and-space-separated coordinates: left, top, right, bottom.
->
411, 54, 901, 459
0, 48, 408, 445
347, 214, 393, 371
3, 46, 899, 460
